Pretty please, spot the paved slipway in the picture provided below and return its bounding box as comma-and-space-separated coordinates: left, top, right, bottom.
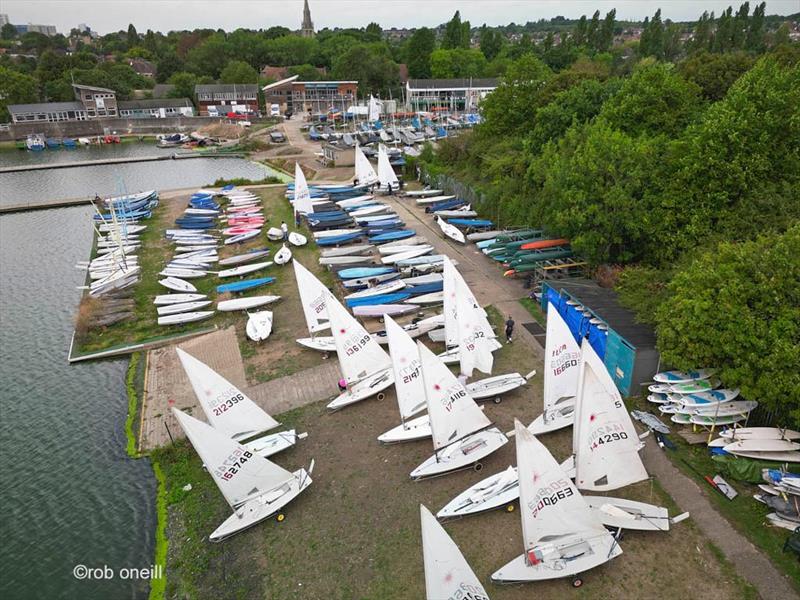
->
383, 191, 798, 599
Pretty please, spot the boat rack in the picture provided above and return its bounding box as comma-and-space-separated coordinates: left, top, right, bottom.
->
523, 258, 587, 293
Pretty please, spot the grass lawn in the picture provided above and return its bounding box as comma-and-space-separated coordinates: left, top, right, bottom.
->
154, 303, 756, 599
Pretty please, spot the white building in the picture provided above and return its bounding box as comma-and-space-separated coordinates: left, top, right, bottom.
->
405, 78, 498, 113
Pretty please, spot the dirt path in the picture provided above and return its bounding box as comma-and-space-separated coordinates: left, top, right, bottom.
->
384, 192, 798, 599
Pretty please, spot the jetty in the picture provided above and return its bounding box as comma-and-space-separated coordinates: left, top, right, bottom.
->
0, 152, 245, 175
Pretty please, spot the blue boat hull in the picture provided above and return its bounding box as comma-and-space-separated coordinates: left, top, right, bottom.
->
405, 281, 443, 295
216, 277, 276, 294
338, 267, 395, 280
316, 233, 362, 246
345, 292, 411, 307
369, 230, 415, 243
448, 219, 493, 228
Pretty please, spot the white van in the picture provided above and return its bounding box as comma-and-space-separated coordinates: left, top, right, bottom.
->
270, 104, 281, 117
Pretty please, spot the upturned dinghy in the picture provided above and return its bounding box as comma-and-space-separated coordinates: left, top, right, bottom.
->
172, 408, 313, 542
159, 277, 197, 292
176, 348, 302, 460
377, 316, 432, 444
410, 343, 508, 479
338, 266, 395, 280
320, 244, 375, 258
154, 293, 207, 305
526, 303, 580, 435
325, 291, 394, 410
160, 267, 208, 279
157, 300, 212, 315
720, 427, 800, 441
319, 255, 375, 266
420, 504, 488, 600
381, 245, 434, 265
293, 261, 336, 353
274, 244, 292, 265
217, 249, 271, 266
353, 304, 419, 318
288, 232, 307, 246
653, 369, 716, 384
436, 216, 466, 244
246, 311, 273, 342
217, 262, 273, 278
158, 311, 214, 326
491, 421, 622, 586
217, 295, 281, 312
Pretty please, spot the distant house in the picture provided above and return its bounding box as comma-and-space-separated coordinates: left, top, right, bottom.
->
7, 83, 117, 123
194, 84, 260, 116
118, 98, 194, 118
151, 84, 175, 99
405, 78, 498, 112
127, 58, 156, 79
73, 83, 118, 117
262, 76, 358, 115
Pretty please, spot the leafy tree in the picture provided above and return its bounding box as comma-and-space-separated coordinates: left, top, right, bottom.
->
0, 67, 39, 121
332, 42, 399, 95
746, 2, 766, 52
185, 33, 229, 78
771, 23, 791, 48
167, 71, 201, 99
678, 50, 754, 100
639, 9, 664, 58
219, 60, 258, 84
479, 26, 503, 61
429, 48, 487, 79
405, 27, 435, 78
442, 11, 470, 50
691, 11, 714, 53
126, 23, 139, 48
155, 52, 184, 83
365, 22, 382, 41
599, 61, 702, 138
264, 26, 291, 40
318, 33, 360, 69
1, 23, 17, 40
654, 227, 800, 426
263, 35, 319, 66
287, 63, 322, 81
598, 9, 616, 53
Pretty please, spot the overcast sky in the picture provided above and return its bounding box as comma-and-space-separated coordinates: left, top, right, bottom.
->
3, 1, 797, 35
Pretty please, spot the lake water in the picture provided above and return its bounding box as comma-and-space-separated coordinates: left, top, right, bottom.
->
0, 142, 281, 208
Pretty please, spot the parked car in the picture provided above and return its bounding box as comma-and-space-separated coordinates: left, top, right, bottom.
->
269, 131, 286, 143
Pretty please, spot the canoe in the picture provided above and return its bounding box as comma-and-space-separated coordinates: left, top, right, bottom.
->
519, 238, 570, 251
353, 304, 420, 318
216, 277, 276, 294
217, 295, 282, 312
345, 292, 411, 308
217, 261, 273, 278
338, 266, 395, 280
158, 311, 215, 326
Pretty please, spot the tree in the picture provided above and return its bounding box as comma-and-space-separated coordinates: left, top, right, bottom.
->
155, 52, 184, 83
405, 27, 435, 78
126, 23, 139, 48
332, 42, 399, 95
654, 227, 800, 426
442, 11, 469, 49
287, 64, 322, 81
365, 22, 382, 41
479, 26, 503, 61
691, 11, 714, 53
746, 2, 766, 52
598, 9, 616, 53
263, 35, 319, 66
429, 48, 487, 79
1, 23, 17, 40
167, 71, 200, 100
219, 60, 258, 84
185, 33, 230, 78
678, 50, 755, 100
0, 67, 39, 122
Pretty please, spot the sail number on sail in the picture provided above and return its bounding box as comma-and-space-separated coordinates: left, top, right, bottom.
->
549, 343, 580, 376
210, 386, 245, 416
344, 333, 372, 356
528, 477, 574, 520
443, 582, 489, 600
213, 448, 254, 481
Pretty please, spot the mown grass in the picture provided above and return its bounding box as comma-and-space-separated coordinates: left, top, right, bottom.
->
519, 296, 546, 326
125, 352, 142, 457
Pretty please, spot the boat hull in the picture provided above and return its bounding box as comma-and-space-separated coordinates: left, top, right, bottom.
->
243, 429, 297, 458
583, 496, 671, 531
327, 369, 394, 410
410, 428, 508, 479
377, 414, 432, 444
296, 336, 336, 353
437, 467, 520, 520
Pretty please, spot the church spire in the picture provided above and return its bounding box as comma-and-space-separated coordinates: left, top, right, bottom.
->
301, 0, 315, 38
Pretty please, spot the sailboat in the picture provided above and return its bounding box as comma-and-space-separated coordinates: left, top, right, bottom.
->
293, 260, 336, 353
325, 290, 394, 411
377, 315, 431, 443
410, 343, 507, 479
176, 348, 304, 458
377, 144, 399, 192
293, 162, 314, 215
354, 143, 379, 186
491, 420, 621, 585
172, 408, 313, 542
527, 303, 581, 434
420, 504, 489, 600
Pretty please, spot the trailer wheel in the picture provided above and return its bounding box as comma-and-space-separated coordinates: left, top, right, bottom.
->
276, 513, 285, 523
322, 352, 329, 360
572, 577, 583, 588
506, 504, 515, 513
493, 397, 502, 404
474, 462, 483, 472
377, 392, 386, 401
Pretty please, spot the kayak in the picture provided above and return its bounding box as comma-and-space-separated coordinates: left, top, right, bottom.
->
216, 277, 276, 294
338, 266, 395, 280
345, 292, 411, 308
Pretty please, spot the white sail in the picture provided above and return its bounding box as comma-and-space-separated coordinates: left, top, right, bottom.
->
456, 288, 493, 377
443, 257, 459, 348
421, 504, 489, 600
176, 348, 278, 441
385, 315, 426, 420
354, 144, 379, 185
172, 408, 294, 508
515, 419, 607, 555
327, 291, 391, 384
368, 95, 381, 122
419, 342, 491, 452
377, 145, 399, 188
574, 340, 648, 491
293, 162, 314, 215
543, 304, 581, 413
293, 260, 330, 334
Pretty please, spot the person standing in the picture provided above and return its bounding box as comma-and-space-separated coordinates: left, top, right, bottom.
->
280, 220, 288, 241
387, 181, 393, 195
505, 315, 515, 344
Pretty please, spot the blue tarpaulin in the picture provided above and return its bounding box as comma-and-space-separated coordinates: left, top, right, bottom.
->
545, 287, 607, 359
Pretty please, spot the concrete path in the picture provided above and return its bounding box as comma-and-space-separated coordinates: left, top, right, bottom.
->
386, 191, 797, 598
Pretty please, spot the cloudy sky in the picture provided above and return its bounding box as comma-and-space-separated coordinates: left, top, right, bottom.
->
3, 0, 797, 34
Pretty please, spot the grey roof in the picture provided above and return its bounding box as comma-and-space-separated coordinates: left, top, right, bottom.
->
8, 101, 85, 114
119, 98, 193, 109
152, 84, 175, 98
195, 84, 259, 94
406, 78, 499, 90
72, 83, 116, 93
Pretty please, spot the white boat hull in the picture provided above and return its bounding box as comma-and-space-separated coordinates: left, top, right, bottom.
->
296, 336, 336, 353
243, 429, 298, 458
583, 496, 672, 532
327, 369, 394, 410
526, 399, 576, 435
492, 534, 621, 582
209, 468, 312, 542
437, 467, 520, 519
377, 414, 432, 444
410, 428, 508, 479
466, 373, 528, 401
158, 311, 215, 326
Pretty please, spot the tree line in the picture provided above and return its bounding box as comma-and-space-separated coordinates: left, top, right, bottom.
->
419, 4, 799, 423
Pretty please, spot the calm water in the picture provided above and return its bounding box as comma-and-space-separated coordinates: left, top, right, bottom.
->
0, 143, 277, 207
0, 207, 156, 599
